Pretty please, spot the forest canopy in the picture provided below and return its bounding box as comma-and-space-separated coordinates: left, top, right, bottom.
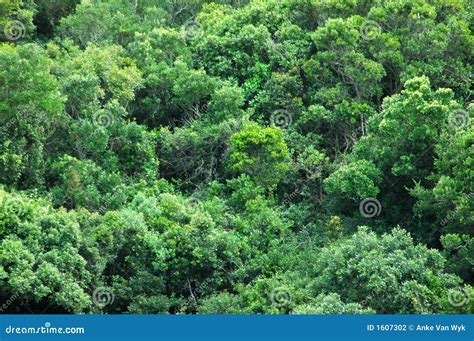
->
0, 0, 472, 314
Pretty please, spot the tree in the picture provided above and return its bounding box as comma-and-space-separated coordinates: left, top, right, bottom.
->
299, 227, 461, 314
229, 123, 290, 188
0, 189, 93, 313
0, 43, 63, 188
33, 0, 79, 37
328, 76, 460, 228
292, 293, 375, 314
0, 0, 472, 316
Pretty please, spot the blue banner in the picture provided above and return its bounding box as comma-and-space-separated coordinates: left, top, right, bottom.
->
0, 314, 472, 340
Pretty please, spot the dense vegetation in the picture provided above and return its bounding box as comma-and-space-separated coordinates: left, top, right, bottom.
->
0, 0, 472, 314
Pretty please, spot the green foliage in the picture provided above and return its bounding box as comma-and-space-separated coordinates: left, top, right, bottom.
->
298, 227, 461, 314
324, 160, 382, 200
158, 117, 242, 186
48, 155, 124, 210
198, 292, 244, 314
0, 0, 471, 315
54, 43, 142, 113
34, 0, 80, 36
0, 43, 63, 188
292, 293, 375, 314
440, 234, 474, 282
411, 126, 473, 245
0, 0, 36, 41
354, 76, 456, 181
229, 123, 290, 188
57, 0, 161, 48
0, 189, 92, 313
